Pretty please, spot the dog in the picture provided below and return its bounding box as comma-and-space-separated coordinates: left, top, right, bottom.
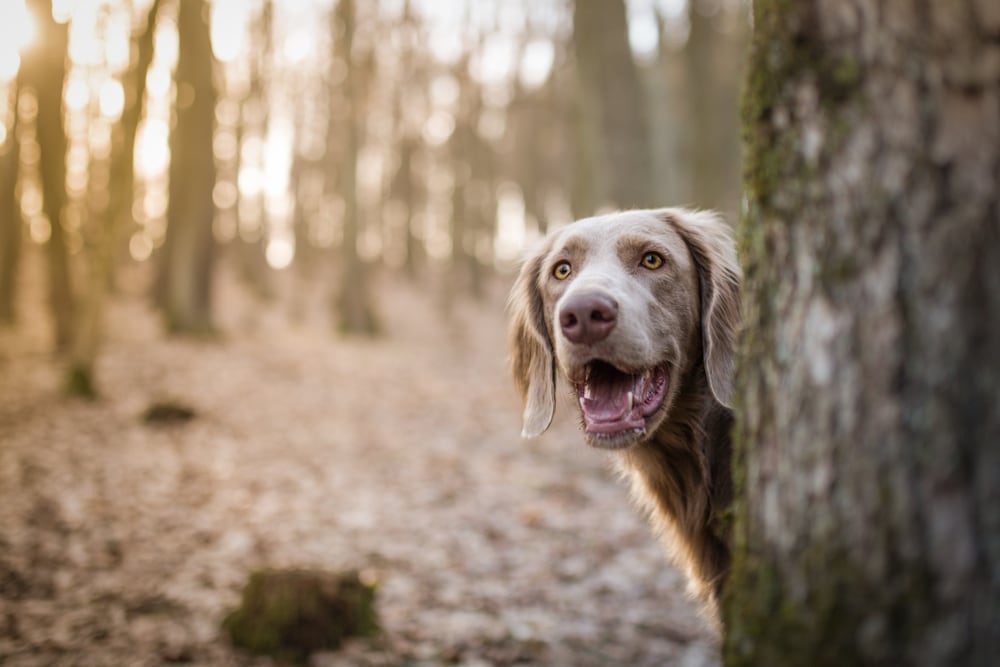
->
507, 208, 740, 627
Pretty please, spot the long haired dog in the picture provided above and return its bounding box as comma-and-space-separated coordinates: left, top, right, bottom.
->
507, 208, 740, 626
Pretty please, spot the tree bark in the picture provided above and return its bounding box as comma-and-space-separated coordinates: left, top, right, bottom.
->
157, 0, 217, 334
727, 1, 1000, 665
571, 0, 654, 209
0, 82, 20, 324
22, 0, 74, 349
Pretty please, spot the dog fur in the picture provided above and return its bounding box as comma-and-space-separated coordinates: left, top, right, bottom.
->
507, 208, 740, 627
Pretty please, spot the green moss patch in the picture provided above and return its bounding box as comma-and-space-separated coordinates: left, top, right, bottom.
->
223, 568, 379, 663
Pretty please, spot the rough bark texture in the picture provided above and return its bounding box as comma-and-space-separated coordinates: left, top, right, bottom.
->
157, 0, 217, 334
572, 0, 654, 209
726, 1, 1000, 665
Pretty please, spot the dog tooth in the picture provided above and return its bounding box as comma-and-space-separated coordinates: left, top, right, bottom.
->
584, 384, 593, 399
627, 391, 634, 413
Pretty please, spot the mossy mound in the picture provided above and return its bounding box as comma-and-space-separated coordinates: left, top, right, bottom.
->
223, 568, 378, 663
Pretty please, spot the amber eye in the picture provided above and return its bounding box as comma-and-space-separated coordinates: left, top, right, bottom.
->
553, 261, 572, 280
641, 252, 664, 270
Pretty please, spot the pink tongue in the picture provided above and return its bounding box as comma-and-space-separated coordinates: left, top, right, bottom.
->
581, 374, 634, 422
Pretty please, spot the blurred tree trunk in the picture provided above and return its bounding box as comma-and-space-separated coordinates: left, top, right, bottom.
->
684, 1, 746, 216
727, 1, 1000, 665
391, 0, 423, 280
333, 0, 378, 335
0, 82, 20, 324
571, 0, 653, 209
68, 0, 161, 397
22, 0, 74, 350
396, 135, 421, 279
684, 0, 716, 209
237, 0, 274, 300
157, 0, 217, 334
448, 60, 474, 300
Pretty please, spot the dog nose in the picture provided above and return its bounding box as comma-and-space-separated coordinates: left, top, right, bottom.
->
559, 292, 618, 344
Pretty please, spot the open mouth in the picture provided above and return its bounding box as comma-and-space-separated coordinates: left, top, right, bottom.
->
574, 360, 669, 447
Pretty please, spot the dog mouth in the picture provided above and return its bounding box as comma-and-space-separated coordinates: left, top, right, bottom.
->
573, 360, 669, 448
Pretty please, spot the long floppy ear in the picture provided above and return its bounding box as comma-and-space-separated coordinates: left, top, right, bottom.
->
665, 209, 741, 408
507, 250, 556, 437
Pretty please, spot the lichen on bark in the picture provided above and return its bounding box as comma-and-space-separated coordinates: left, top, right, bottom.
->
727, 0, 1000, 665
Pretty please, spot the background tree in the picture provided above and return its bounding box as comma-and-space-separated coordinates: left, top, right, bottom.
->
68, 0, 161, 396
20, 0, 74, 349
571, 0, 654, 210
332, 0, 378, 335
683, 0, 744, 212
0, 80, 19, 322
726, 1, 1000, 665
156, 0, 218, 334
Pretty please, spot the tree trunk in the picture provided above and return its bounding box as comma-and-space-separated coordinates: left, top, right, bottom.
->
571, 0, 654, 209
157, 0, 217, 334
0, 82, 20, 324
726, 1, 1000, 665
67, 0, 161, 397
22, 0, 74, 349
333, 0, 378, 336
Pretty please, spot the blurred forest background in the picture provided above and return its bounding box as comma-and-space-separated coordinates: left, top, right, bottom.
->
0, 0, 746, 390
0, 0, 747, 665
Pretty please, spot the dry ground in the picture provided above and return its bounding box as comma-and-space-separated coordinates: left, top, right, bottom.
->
0, 256, 718, 666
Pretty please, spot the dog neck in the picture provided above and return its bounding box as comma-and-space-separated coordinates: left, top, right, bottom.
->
618, 359, 733, 621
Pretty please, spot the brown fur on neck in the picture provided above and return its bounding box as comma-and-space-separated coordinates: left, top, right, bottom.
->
619, 357, 732, 626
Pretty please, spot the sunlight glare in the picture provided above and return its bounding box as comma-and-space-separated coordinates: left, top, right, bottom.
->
211, 0, 249, 63
146, 66, 172, 99
423, 110, 455, 146
29, 217, 51, 244
238, 166, 263, 198
68, 2, 102, 66
0, 0, 33, 80
135, 118, 170, 179
64, 77, 89, 111
99, 79, 125, 119
0, 53, 21, 82
627, 1, 660, 62
471, 35, 515, 85
52, 0, 75, 24
129, 231, 154, 262
519, 40, 554, 90
656, 0, 687, 19
264, 119, 292, 200
282, 29, 314, 66
495, 182, 527, 262
266, 236, 295, 270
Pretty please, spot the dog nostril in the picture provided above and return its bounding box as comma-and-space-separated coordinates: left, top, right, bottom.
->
591, 309, 611, 322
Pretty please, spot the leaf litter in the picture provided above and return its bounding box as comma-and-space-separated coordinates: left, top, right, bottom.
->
0, 264, 719, 666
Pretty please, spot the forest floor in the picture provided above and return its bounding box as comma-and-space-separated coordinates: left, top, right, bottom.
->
0, 252, 719, 667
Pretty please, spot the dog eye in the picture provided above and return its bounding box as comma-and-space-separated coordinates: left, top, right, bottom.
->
641, 252, 664, 270
552, 261, 572, 280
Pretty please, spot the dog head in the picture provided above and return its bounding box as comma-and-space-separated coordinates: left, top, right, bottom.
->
508, 208, 740, 449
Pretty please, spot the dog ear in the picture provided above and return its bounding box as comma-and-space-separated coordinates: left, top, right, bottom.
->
507, 250, 556, 437
666, 209, 741, 408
